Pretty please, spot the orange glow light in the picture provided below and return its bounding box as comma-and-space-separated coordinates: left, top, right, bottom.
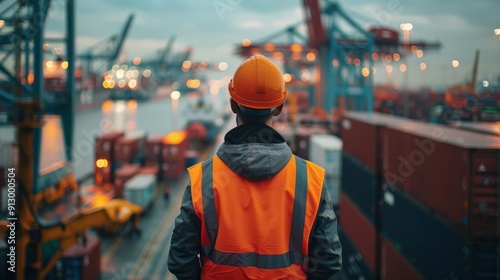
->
101, 100, 114, 113
354, 58, 361, 66
264, 43, 275, 52
372, 53, 379, 61
96, 159, 109, 168
27, 73, 34, 85
411, 45, 418, 53
361, 67, 370, 77
133, 57, 142, 65
290, 43, 302, 53
386, 65, 393, 73
306, 52, 316, 61
163, 131, 187, 145
127, 99, 138, 110
393, 53, 400, 61
400, 64, 407, 72
283, 74, 292, 83
273, 52, 283, 60
292, 52, 301, 61
242, 39, 251, 47
385, 55, 392, 63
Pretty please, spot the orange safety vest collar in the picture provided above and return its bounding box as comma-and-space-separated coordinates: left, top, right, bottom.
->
188, 155, 324, 278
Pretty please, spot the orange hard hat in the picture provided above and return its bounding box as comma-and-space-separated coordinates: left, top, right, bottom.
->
228, 54, 287, 110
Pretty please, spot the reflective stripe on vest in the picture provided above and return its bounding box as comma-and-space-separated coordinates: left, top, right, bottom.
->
188, 155, 324, 273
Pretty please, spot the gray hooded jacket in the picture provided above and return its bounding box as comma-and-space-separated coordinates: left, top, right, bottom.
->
168, 123, 342, 279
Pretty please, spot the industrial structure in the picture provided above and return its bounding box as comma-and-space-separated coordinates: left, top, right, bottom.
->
0, 0, 498, 279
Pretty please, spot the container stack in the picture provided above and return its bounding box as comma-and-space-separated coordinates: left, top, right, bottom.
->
161, 130, 189, 180
340, 111, 500, 279
114, 164, 140, 198
48, 234, 101, 280
94, 131, 124, 185
340, 112, 404, 278
308, 134, 342, 207
380, 119, 500, 279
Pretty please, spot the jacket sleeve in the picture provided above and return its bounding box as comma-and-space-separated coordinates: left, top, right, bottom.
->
306, 182, 342, 280
168, 185, 202, 280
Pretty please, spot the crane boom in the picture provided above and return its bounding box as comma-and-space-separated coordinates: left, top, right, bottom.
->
110, 13, 135, 62
302, 0, 327, 47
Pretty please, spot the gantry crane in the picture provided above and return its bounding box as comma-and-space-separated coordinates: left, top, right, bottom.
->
236, 0, 441, 115
0, 1, 143, 279
78, 14, 135, 91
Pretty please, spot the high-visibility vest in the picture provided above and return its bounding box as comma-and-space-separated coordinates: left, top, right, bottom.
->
188, 155, 325, 279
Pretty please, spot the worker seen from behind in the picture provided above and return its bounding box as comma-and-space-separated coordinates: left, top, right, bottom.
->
168, 54, 342, 279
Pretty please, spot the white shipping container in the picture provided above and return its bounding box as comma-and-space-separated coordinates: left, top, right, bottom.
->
124, 174, 156, 209
308, 134, 342, 177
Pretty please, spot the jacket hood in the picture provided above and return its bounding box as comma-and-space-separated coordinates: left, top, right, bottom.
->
216, 123, 292, 181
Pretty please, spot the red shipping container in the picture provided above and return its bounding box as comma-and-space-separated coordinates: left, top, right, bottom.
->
95, 131, 124, 159
161, 161, 185, 180
161, 130, 189, 162
340, 194, 377, 272
114, 164, 140, 198
341, 112, 405, 173
145, 135, 164, 163
114, 137, 139, 163
94, 164, 112, 185
380, 237, 423, 280
60, 234, 101, 280
381, 120, 500, 239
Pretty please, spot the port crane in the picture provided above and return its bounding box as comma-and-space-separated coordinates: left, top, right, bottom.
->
0, 1, 143, 279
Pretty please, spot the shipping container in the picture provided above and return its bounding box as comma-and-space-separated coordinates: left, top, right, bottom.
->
161, 161, 185, 181
295, 126, 328, 159
126, 130, 148, 151
124, 174, 156, 210
49, 234, 101, 280
342, 154, 378, 224
380, 237, 423, 280
94, 131, 124, 159
114, 164, 140, 198
161, 130, 189, 162
382, 186, 499, 279
309, 134, 342, 177
114, 137, 139, 164
94, 131, 124, 184
334, 226, 374, 280
381, 121, 500, 239
339, 194, 377, 272
341, 112, 405, 172
450, 121, 500, 137
145, 135, 164, 164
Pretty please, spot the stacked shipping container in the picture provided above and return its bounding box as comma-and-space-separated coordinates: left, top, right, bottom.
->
94, 131, 124, 185
341, 111, 500, 279
340, 112, 405, 278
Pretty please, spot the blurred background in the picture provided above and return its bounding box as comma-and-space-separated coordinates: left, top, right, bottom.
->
0, 0, 499, 279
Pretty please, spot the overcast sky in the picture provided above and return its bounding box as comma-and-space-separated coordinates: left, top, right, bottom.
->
44, 0, 500, 90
